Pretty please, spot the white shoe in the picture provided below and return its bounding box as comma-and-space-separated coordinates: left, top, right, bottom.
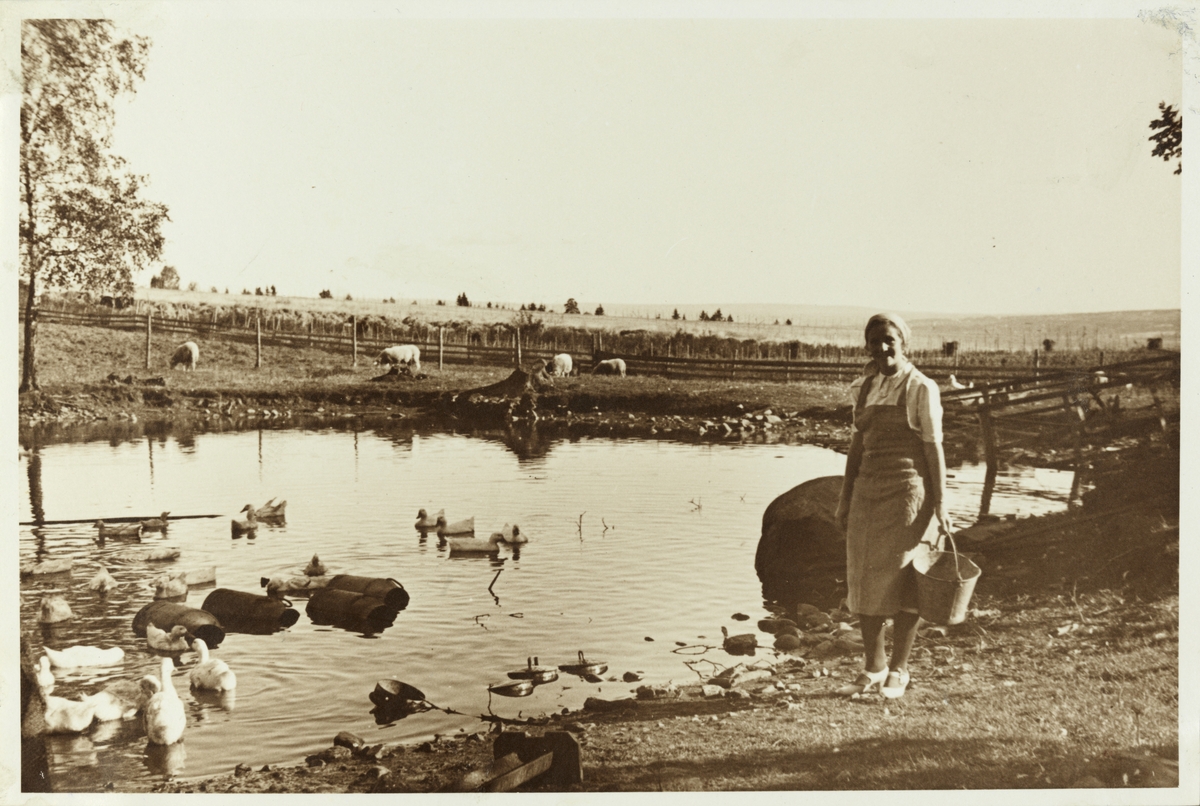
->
881, 668, 910, 699
836, 667, 888, 696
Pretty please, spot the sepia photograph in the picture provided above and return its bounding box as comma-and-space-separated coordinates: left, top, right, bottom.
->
6, 1, 1195, 801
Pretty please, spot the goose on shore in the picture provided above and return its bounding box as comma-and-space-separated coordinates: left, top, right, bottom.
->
141, 512, 171, 532
144, 657, 186, 745
415, 508, 443, 529
189, 638, 236, 691
45, 645, 125, 669
146, 624, 191, 653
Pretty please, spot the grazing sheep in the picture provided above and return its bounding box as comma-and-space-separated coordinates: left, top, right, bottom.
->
591, 358, 627, 377
547, 353, 573, 377
377, 344, 421, 372
170, 341, 199, 371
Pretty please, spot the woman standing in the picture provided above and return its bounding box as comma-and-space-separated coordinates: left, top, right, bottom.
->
834, 313, 951, 699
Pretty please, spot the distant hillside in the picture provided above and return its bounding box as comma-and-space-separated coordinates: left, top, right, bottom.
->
132, 288, 1178, 353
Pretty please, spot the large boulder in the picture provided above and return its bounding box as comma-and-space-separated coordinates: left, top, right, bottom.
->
754, 475, 847, 610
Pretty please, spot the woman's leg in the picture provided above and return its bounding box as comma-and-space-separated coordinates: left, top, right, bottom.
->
858, 615, 888, 673
888, 610, 921, 671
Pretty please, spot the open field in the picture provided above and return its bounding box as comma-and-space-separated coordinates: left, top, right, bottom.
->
133, 287, 1180, 353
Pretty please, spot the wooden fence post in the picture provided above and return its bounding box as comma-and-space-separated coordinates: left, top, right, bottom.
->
351, 315, 357, 367
145, 311, 152, 369
1033, 348, 1040, 377
255, 311, 262, 369
439, 327, 444, 370
515, 327, 522, 367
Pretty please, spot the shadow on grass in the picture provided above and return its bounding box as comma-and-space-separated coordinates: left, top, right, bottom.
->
588, 735, 1178, 791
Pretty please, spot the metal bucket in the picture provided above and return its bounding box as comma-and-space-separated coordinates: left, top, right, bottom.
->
306, 589, 397, 632
913, 534, 982, 626
201, 588, 300, 634
325, 575, 410, 611
132, 600, 225, 648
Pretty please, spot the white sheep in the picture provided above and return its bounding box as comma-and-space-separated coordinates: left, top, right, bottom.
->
547, 353, 573, 377
377, 344, 421, 372
591, 358, 627, 377
170, 341, 199, 371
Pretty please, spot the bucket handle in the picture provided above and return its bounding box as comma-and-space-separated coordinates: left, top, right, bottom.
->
922, 528, 966, 581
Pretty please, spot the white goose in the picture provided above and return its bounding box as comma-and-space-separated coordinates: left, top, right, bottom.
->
146, 624, 191, 653
36, 655, 55, 693
153, 571, 189, 599
189, 638, 236, 691
144, 657, 186, 745
45, 645, 125, 669
88, 567, 118, 594
43, 695, 98, 734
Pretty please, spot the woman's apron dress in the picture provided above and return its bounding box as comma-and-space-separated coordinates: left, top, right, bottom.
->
846, 373, 942, 616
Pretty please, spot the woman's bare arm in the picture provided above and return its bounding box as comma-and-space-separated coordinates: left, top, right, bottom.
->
922, 440, 952, 536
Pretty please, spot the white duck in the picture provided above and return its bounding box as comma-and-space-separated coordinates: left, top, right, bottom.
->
43, 695, 98, 734
303, 553, 327, 577
82, 687, 139, 722
95, 520, 144, 539
45, 645, 125, 669
36, 655, 55, 693
253, 498, 288, 522
189, 638, 236, 691
140, 511, 171, 533
153, 571, 189, 599
146, 624, 191, 652
493, 524, 527, 545
436, 515, 475, 536
144, 657, 186, 745
39, 595, 73, 624
447, 532, 503, 554
414, 508, 443, 529
948, 374, 973, 390
231, 505, 258, 537
88, 567, 118, 594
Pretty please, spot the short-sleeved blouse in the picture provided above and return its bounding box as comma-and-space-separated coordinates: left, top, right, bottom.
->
848, 362, 943, 443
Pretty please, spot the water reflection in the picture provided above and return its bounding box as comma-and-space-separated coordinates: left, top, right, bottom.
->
142, 741, 187, 779
18, 423, 1079, 791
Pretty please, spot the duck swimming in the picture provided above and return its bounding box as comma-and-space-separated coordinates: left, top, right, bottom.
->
88, 567, 118, 594
146, 624, 191, 653
492, 524, 526, 544
303, 553, 327, 576
252, 498, 288, 522
189, 638, 237, 691
45, 645, 125, 669
95, 520, 143, 539
414, 508, 443, 529
447, 532, 503, 554
436, 515, 475, 536
36, 656, 55, 693
39, 595, 73, 624
141, 511, 171, 532
144, 657, 186, 745
43, 695, 98, 734
153, 571, 188, 599
231, 505, 258, 537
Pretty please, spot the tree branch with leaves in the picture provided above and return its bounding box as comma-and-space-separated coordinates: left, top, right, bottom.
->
1148, 101, 1182, 175
20, 19, 169, 392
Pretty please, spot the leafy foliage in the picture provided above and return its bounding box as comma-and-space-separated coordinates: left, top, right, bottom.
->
1148, 102, 1182, 175
20, 19, 169, 391
564, 298, 581, 314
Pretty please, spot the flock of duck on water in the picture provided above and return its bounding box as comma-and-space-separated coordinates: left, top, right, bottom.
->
413, 508, 529, 553
32, 499, 288, 745
31, 499, 529, 746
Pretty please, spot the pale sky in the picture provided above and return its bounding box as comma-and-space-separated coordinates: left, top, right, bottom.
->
15, 3, 1195, 314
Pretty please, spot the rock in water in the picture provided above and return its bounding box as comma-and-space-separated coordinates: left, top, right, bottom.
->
755, 475, 847, 610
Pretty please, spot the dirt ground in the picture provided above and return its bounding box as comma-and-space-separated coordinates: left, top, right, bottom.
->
18, 321, 1185, 795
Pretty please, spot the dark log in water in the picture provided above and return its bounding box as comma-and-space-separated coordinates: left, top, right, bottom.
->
325, 575, 410, 611
201, 588, 301, 634
132, 600, 225, 648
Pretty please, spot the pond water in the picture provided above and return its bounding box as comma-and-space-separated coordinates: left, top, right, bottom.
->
18, 423, 1078, 791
